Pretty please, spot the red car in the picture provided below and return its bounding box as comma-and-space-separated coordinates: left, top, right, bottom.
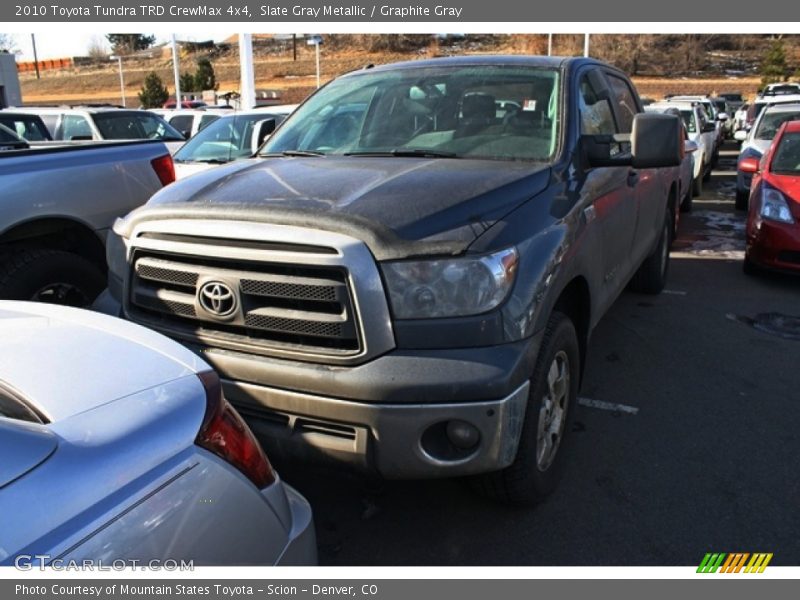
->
742, 119, 800, 273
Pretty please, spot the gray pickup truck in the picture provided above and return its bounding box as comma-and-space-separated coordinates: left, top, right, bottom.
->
103, 56, 681, 505
0, 139, 174, 306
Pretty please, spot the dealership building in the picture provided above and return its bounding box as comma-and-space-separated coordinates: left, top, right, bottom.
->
0, 53, 22, 108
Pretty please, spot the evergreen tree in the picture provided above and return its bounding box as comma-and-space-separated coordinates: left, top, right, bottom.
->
138, 72, 169, 108
180, 72, 196, 93
106, 34, 156, 55
761, 39, 790, 86
194, 57, 217, 92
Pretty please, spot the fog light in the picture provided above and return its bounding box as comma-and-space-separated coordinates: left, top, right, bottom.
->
446, 420, 480, 449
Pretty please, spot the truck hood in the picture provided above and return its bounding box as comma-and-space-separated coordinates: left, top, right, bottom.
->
130, 156, 552, 260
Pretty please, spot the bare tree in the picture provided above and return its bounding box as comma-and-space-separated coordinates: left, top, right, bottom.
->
0, 33, 18, 54
87, 36, 108, 59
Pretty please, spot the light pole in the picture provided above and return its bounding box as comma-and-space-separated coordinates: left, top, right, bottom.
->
171, 34, 181, 108
109, 55, 125, 107
307, 35, 323, 88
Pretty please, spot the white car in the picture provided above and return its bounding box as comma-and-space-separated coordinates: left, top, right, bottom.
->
648, 102, 714, 196
172, 105, 298, 179
667, 95, 726, 158
150, 108, 230, 139
0, 301, 316, 566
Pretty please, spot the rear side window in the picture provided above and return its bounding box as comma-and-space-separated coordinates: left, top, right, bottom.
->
607, 75, 639, 133
62, 115, 93, 140
199, 114, 220, 130
169, 115, 194, 133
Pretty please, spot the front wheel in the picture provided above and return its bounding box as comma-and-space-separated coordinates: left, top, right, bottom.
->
735, 189, 749, 211
0, 249, 105, 307
471, 311, 580, 506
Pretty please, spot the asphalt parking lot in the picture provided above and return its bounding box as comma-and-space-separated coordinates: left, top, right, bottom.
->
279, 141, 800, 566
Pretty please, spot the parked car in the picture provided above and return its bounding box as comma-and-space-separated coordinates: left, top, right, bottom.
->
738, 93, 800, 135
163, 100, 208, 109
0, 112, 52, 141
743, 119, 800, 275
648, 101, 715, 195
4, 107, 185, 153
645, 104, 698, 214
735, 102, 800, 209
0, 124, 30, 151
100, 56, 682, 506
719, 92, 745, 113
150, 108, 227, 139
0, 301, 316, 566
667, 95, 726, 157
172, 105, 298, 179
733, 103, 749, 133
0, 140, 175, 306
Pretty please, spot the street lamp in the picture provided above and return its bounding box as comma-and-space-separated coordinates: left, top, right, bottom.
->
307, 35, 323, 89
109, 55, 125, 107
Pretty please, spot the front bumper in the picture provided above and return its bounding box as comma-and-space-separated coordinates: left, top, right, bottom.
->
207, 334, 543, 479
746, 217, 800, 272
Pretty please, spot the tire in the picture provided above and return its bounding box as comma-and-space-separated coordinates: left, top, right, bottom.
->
0, 249, 105, 307
680, 184, 693, 213
742, 253, 760, 276
703, 162, 713, 182
471, 311, 580, 506
735, 189, 749, 211
691, 173, 702, 197
629, 210, 671, 295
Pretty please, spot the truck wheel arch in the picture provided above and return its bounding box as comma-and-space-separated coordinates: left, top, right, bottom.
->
0, 218, 107, 272
550, 276, 591, 383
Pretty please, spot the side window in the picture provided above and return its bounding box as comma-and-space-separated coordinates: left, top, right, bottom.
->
169, 115, 193, 135
199, 114, 219, 130
62, 115, 93, 140
607, 75, 639, 134
579, 73, 616, 135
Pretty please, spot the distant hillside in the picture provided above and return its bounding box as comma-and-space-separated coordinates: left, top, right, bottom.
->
18, 34, 800, 106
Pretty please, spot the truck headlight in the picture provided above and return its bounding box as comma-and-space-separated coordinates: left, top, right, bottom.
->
381, 247, 518, 319
761, 187, 795, 224
106, 222, 129, 285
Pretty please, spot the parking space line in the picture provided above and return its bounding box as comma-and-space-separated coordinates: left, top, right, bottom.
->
578, 397, 639, 415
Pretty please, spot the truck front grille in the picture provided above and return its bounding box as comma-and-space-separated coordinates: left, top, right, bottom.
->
128, 251, 361, 355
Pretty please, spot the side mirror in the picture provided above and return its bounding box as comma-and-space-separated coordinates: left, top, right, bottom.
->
252, 118, 277, 152
717, 112, 729, 121
631, 112, 682, 168
739, 157, 760, 173
734, 130, 748, 142
702, 122, 717, 133
684, 140, 698, 154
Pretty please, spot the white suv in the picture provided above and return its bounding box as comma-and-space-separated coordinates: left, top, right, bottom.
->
649, 102, 716, 195
7, 106, 186, 153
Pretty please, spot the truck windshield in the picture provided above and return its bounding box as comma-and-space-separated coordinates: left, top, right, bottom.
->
755, 110, 800, 140
92, 112, 185, 141
261, 65, 561, 162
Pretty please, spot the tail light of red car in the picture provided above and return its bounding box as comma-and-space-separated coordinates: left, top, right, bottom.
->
151, 154, 176, 187
195, 370, 276, 489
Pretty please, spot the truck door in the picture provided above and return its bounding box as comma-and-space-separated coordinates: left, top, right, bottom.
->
577, 70, 638, 311
606, 73, 665, 263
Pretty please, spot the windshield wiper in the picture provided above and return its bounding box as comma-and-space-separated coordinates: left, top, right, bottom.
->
260, 150, 326, 157
344, 148, 459, 158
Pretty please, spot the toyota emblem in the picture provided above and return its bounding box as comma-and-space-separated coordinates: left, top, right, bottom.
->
198, 281, 237, 317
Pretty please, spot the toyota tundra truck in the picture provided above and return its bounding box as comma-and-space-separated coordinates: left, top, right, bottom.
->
102, 56, 682, 505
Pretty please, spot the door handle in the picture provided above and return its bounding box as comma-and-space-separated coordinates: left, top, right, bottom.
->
627, 169, 639, 187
